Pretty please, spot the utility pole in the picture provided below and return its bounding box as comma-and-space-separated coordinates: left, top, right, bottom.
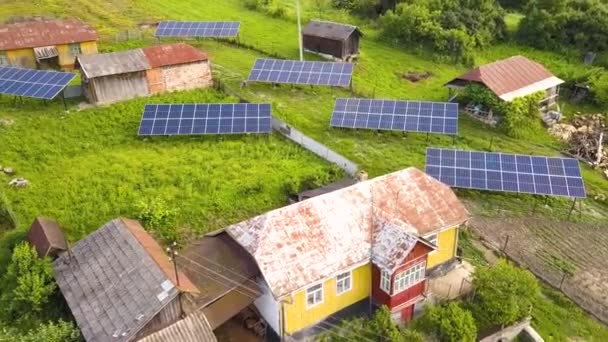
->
167, 242, 184, 317
296, 0, 304, 61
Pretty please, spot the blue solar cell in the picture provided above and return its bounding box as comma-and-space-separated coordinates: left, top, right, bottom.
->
425, 148, 586, 198
248, 58, 353, 87
138, 103, 272, 136
156, 21, 240, 37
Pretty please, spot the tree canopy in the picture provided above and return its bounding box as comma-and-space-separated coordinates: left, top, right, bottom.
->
416, 302, 477, 342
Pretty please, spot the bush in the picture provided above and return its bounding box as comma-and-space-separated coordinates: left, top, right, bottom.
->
501, 91, 545, 138
0, 320, 80, 342
0, 242, 56, 323
588, 72, 608, 107
416, 302, 477, 342
471, 259, 540, 328
136, 197, 181, 245
380, 0, 506, 64
518, 0, 608, 53
0, 191, 17, 230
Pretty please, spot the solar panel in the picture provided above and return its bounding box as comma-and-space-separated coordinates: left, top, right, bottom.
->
425, 148, 586, 198
138, 103, 272, 136
155, 21, 240, 37
330, 98, 458, 135
0, 66, 75, 100
247, 58, 353, 87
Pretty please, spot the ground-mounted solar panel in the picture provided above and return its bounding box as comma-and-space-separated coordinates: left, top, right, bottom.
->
425, 148, 586, 198
0, 66, 75, 100
330, 98, 458, 135
155, 21, 240, 37
247, 58, 353, 87
138, 103, 272, 136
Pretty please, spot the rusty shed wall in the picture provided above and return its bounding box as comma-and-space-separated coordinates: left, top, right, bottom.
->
160, 61, 212, 92
146, 68, 165, 94
89, 71, 149, 104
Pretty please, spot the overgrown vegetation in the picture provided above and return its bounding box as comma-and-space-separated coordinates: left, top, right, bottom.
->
518, 0, 608, 53
380, 0, 506, 64
416, 302, 477, 342
0, 320, 80, 342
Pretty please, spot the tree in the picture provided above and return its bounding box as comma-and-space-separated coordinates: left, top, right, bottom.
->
0, 320, 80, 342
416, 302, 477, 342
0, 242, 56, 321
471, 259, 540, 328
501, 91, 545, 138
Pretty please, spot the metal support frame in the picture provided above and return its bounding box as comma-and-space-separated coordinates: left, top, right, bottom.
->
567, 198, 577, 220
488, 134, 495, 151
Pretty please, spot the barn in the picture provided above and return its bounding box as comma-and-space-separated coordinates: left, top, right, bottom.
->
0, 19, 98, 70
302, 20, 362, 61
76, 43, 212, 104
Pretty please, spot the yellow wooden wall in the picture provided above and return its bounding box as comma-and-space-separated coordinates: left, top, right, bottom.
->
282, 263, 371, 334
4, 41, 97, 69
426, 226, 458, 269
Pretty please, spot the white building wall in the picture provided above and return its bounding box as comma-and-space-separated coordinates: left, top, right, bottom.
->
254, 277, 280, 334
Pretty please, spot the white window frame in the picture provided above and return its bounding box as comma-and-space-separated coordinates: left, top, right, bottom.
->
69, 43, 82, 56
0, 52, 9, 65
393, 262, 426, 294
306, 283, 323, 309
336, 271, 352, 295
425, 232, 439, 254
380, 269, 391, 294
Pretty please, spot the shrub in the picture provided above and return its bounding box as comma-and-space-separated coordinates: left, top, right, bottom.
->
136, 197, 181, 245
0, 320, 80, 342
0, 242, 56, 322
416, 302, 477, 342
588, 72, 608, 107
501, 91, 545, 138
471, 259, 540, 328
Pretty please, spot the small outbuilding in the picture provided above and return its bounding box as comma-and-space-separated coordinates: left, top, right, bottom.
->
26, 217, 67, 258
0, 19, 98, 70
302, 20, 362, 61
76, 43, 212, 104
445, 55, 564, 109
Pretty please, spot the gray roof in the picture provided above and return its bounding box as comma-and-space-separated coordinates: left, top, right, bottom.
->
53, 218, 179, 342
76, 49, 150, 78
138, 311, 217, 342
302, 20, 361, 41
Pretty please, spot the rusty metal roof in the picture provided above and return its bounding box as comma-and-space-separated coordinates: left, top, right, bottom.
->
76, 43, 207, 78
226, 167, 468, 298
448, 55, 564, 101
302, 20, 362, 41
76, 49, 150, 78
0, 19, 98, 51
372, 221, 419, 272
142, 43, 208, 68
138, 311, 217, 342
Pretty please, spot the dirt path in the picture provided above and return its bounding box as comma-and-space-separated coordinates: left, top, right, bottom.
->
468, 216, 608, 325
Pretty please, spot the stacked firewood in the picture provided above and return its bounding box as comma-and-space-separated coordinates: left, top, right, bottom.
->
565, 114, 607, 176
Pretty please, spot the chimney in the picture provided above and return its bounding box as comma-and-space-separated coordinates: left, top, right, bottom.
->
356, 170, 368, 182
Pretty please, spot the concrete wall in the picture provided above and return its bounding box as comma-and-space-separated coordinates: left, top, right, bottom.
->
272, 117, 358, 176
161, 61, 212, 92
479, 317, 544, 342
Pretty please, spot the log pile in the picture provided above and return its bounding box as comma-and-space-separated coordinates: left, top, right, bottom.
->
550, 114, 607, 178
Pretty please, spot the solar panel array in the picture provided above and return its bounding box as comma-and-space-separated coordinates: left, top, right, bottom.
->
330, 98, 458, 135
248, 58, 353, 87
155, 21, 240, 37
425, 148, 586, 198
138, 103, 272, 136
0, 66, 75, 100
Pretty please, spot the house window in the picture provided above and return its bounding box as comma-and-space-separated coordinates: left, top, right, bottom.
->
380, 269, 391, 294
69, 43, 82, 56
394, 263, 426, 294
336, 271, 352, 295
0, 52, 9, 65
306, 283, 323, 308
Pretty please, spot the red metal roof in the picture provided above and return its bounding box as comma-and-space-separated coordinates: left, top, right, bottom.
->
450, 56, 561, 99
0, 19, 98, 51
142, 43, 208, 68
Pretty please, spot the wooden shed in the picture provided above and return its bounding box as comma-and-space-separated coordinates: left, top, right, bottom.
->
76, 43, 211, 104
302, 20, 362, 61
26, 217, 67, 258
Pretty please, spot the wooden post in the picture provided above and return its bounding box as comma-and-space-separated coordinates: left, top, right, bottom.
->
567, 198, 577, 220
502, 235, 510, 255
559, 272, 567, 290
488, 134, 495, 151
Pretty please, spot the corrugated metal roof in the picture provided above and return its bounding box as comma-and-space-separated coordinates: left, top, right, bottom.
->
76, 43, 208, 78
138, 311, 217, 342
372, 221, 420, 272
226, 167, 468, 298
142, 43, 208, 68
449, 55, 564, 101
0, 19, 98, 51
76, 49, 150, 78
302, 20, 361, 41
298, 178, 357, 201
52, 218, 195, 342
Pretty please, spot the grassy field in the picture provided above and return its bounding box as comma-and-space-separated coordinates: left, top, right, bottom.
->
1, 0, 608, 338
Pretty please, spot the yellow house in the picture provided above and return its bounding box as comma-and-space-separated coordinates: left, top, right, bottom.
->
0, 19, 98, 70
226, 167, 469, 339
